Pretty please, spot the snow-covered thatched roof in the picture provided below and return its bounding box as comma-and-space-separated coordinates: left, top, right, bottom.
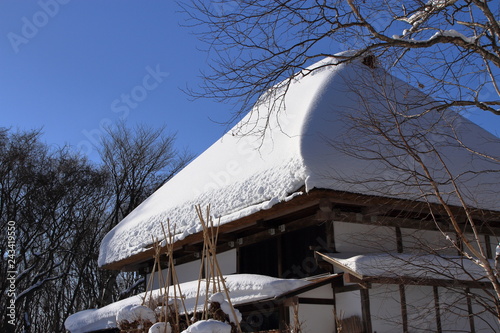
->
99, 55, 500, 269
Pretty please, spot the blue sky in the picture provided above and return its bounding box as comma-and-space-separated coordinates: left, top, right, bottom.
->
1, 1, 499, 162
0, 0, 229, 161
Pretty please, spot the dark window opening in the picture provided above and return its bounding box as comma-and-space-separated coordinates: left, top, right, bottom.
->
280, 224, 327, 279
238, 303, 282, 332
239, 238, 279, 277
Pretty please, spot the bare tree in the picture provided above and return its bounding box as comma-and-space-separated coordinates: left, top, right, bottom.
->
182, 0, 499, 131
0, 129, 110, 332
99, 122, 192, 228
181, 0, 500, 325
0, 124, 192, 332
321, 65, 500, 324
97, 122, 193, 306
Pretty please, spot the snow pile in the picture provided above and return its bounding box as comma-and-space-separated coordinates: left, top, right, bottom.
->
181, 319, 231, 333
149, 322, 171, 333
116, 304, 157, 331
65, 274, 310, 333
208, 292, 242, 324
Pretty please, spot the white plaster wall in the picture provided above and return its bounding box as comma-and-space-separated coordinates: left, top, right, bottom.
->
203, 249, 237, 279
438, 287, 470, 332
470, 288, 500, 332
405, 285, 437, 332
216, 249, 237, 275
334, 290, 362, 321
296, 303, 335, 333
400, 228, 456, 255
294, 285, 335, 333
455, 234, 492, 258
369, 284, 402, 333
334, 221, 397, 254
176, 259, 202, 284
146, 267, 169, 291
145, 249, 237, 290
300, 284, 333, 299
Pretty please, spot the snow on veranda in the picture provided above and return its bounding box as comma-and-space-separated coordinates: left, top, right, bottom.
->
64, 274, 310, 333
98, 54, 500, 268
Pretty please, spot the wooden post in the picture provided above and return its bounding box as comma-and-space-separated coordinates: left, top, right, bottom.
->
395, 226, 403, 253
485, 234, 492, 259
360, 288, 372, 333
327, 220, 336, 252
332, 284, 338, 333
433, 286, 442, 333
277, 235, 283, 277
399, 284, 408, 333
396, 226, 407, 332
465, 288, 476, 333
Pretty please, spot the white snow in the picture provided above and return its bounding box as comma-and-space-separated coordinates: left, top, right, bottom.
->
149, 322, 171, 333
64, 274, 310, 333
322, 253, 491, 282
431, 29, 475, 43
98, 53, 500, 269
208, 292, 225, 304
403, 0, 458, 26
209, 292, 242, 324
181, 319, 231, 333
116, 304, 156, 328
393, 29, 475, 44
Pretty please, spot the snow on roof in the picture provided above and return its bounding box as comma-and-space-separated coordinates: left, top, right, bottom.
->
318, 252, 491, 282
182, 320, 231, 333
99, 54, 500, 268
64, 274, 310, 333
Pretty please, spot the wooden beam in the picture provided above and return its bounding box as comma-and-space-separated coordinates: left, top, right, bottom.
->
368, 276, 493, 289
362, 205, 392, 216
333, 284, 365, 293
343, 273, 370, 288
103, 188, 500, 271
297, 297, 336, 305
332, 209, 439, 231
182, 244, 203, 253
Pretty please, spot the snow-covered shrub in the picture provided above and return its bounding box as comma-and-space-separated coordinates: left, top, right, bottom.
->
148, 321, 172, 333
208, 293, 241, 325
116, 304, 157, 332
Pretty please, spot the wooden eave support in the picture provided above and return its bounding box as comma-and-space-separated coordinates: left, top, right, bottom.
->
102, 189, 500, 271
343, 273, 493, 290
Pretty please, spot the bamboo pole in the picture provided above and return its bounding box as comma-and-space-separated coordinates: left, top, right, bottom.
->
195, 204, 242, 332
